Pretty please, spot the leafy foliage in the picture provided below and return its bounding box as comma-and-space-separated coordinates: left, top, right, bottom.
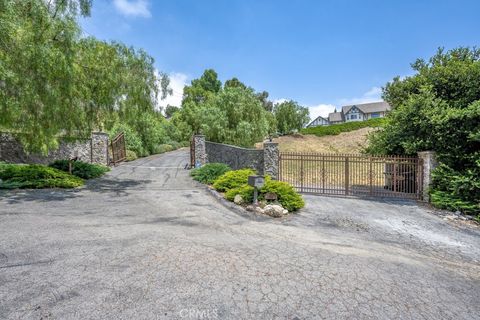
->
49, 160, 109, 179
173, 70, 276, 147
126, 150, 138, 162
212, 169, 256, 192
190, 163, 231, 184
225, 184, 255, 203
430, 163, 480, 214
301, 118, 385, 137
367, 47, 480, 215
0, 164, 83, 189
223, 175, 305, 211
273, 100, 310, 134
0, 0, 171, 154
261, 180, 305, 212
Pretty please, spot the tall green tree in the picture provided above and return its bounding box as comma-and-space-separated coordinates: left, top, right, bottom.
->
367, 47, 480, 214
0, 0, 93, 152
273, 100, 310, 134
0, 0, 171, 153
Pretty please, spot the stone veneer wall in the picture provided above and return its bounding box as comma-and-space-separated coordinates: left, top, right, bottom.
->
205, 141, 265, 174
0, 132, 109, 166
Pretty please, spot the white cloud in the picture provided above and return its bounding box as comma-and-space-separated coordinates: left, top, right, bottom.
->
308, 103, 336, 120
158, 72, 188, 109
338, 86, 383, 105
113, 0, 151, 18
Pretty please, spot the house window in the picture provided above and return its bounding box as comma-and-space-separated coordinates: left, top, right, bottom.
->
371, 112, 380, 118
350, 114, 357, 120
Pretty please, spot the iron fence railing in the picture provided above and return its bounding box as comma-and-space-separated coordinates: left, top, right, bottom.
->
279, 152, 423, 199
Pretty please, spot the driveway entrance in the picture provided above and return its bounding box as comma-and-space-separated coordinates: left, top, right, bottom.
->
0, 149, 479, 319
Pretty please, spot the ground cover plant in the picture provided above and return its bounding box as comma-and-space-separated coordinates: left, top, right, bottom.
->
0, 163, 84, 189
213, 169, 305, 211
190, 163, 231, 184
49, 160, 110, 179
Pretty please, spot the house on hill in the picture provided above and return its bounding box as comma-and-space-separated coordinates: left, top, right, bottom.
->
306, 101, 391, 127
342, 101, 391, 122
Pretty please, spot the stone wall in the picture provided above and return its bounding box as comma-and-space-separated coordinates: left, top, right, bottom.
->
0, 132, 109, 166
205, 141, 265, 174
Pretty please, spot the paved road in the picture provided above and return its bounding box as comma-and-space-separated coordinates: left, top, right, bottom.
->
1, 149, 479, 320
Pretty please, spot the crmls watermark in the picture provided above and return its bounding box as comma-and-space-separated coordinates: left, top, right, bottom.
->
178, 308, 219, 319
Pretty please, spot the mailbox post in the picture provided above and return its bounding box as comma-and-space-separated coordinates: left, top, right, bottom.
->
248, 175, 265, 205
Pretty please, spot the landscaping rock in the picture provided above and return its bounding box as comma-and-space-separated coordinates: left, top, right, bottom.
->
234, 194, 244, 205
263, 204, 286, 218
255, 206, 265, 215
246, 205, 256, 212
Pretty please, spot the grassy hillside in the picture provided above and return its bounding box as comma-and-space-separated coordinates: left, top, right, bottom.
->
301, 118, 385, 137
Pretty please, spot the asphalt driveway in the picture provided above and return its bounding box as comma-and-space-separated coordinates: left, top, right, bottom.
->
1, 149, 479, 319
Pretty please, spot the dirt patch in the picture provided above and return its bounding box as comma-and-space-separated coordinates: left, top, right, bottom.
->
257, 127, 376, 154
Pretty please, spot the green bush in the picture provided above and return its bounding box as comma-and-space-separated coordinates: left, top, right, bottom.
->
190, 163, 231, 184
109, 123, 145, 157
0, 164, 84, 189
261, 180, 305, 211
225, 184, 254, 203
126, 150, 138, 161
49, 160, 110, 179
219, 170, 305, 212
301, 118, 385, 137
212, 168, 256, 192
180, 141, 190, 147
430, 163, 480, 215
154, 144, 174, 154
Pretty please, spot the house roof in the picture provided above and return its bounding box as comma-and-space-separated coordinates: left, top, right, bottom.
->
328, 111, 344, 122
342, 101, 391, 115
307, 116, 328, 127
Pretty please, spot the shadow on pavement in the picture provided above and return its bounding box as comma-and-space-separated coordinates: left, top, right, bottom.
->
0, 177, 152, 204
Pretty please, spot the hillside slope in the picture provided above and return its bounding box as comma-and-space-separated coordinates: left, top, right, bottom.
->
260, 127, 376, 154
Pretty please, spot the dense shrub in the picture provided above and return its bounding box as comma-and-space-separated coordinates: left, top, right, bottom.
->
430, 163, 480, 215
109, 123, 145, 157
126, 150, 138, 161
225, 184, 254, 203
190, 163, 231, 184
219, 171, 305, 211
261, 180, 305, 211
154, 144, 174, 154
0, 164, 84, 189
301, 118, 384, 137
212, 168, 256, 192
49, 160, 110, 179
366, 48, 480, 216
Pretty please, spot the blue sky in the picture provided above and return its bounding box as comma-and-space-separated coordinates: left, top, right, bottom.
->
81, 0, 480, 118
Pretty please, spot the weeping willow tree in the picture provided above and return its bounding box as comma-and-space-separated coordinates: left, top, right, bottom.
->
0, 0, 170, 153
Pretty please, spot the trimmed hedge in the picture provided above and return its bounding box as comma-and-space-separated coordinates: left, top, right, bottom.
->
49, 160, 110, 179
301, 118, 385, 137
0, 164, 84, 189
190, 163, 231, 184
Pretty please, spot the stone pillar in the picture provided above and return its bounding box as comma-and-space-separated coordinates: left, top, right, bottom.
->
193, 134, 207, 167
91, 132, 109, 166
263, 141, 279, 180
417, 151, 438, 202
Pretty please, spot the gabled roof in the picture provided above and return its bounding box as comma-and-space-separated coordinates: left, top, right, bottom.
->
307, 116, 328, 127
328, 111, 344, 122
342, 101, 391, 115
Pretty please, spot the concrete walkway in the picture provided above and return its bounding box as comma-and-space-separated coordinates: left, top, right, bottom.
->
1, 149, 479, 319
